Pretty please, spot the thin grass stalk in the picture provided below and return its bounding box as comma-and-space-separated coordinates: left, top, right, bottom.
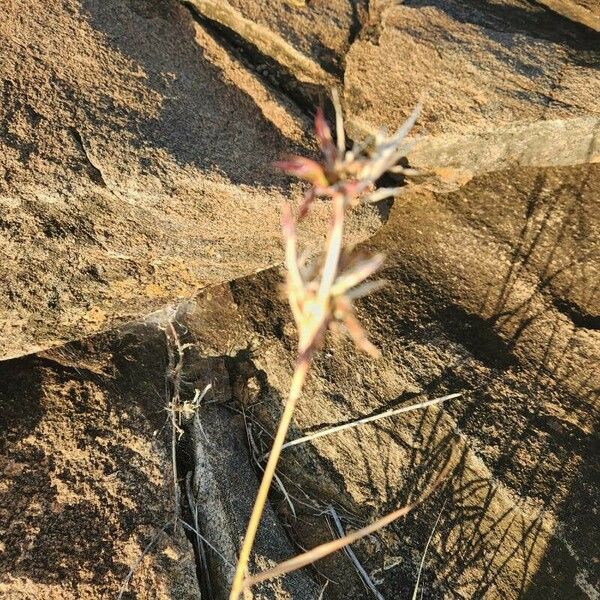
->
329, 506, 384, 599
268, 392, 461, 458
231, 91, 426, 598
229, 356, 311, 600
411, 499, 447, 600
242, 460, 451, 589
165, 321, 181, 528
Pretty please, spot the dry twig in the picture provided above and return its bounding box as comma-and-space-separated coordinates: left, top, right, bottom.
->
244, 460, 452, 588
263, 392, 462, 459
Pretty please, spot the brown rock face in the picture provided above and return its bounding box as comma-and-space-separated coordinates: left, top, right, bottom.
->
185, 0, 362, 78
0, 0, 381, 360
537, 0, 600, 31
2, 0, 599, 598
186, 0, 600, 177
344, 1, 600, 176
211, 162, 598, 599
0, 328, 200, 599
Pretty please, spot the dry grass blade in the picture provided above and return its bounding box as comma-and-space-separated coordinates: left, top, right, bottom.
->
412, 499, 447, 600
329, 506, 384, 600
164, 320, 210, 533
316, 194, 345, 309
229, 358, 311, 599
271, 393, 461, 457
317, 581, 329, 600
179, 520, 235, 567
329, 254, 385, 297
243, 460, 453, 589
242, 407, 298, 519
164, 320, 198, 527
164, 321, 181, 527
364, 186, 404, 204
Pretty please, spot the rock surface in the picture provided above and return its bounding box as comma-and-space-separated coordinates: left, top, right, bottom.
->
0, 0, 381, 360
183, 0, 600, 179
0, 326, 200, 599
190, 405, 320, 600
182, 162, 598, 598
344, 0, 600, 176
537, 0, 600, 31
184, 0, 359, 80
2, 0, 599, 598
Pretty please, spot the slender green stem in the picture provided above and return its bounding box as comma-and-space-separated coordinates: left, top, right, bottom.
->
229, 356, 311, 600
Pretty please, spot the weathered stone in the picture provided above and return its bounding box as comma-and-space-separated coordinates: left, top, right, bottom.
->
0, 327, 200, 599
197, 162, 599, 598
537, 0, 600, 31
3, 1, 600, 598
183, 0, 362, 79
190, 406, 320, 600
344, 1, 600, 176
170, 1, 600, 180
0, 0, 382, 360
